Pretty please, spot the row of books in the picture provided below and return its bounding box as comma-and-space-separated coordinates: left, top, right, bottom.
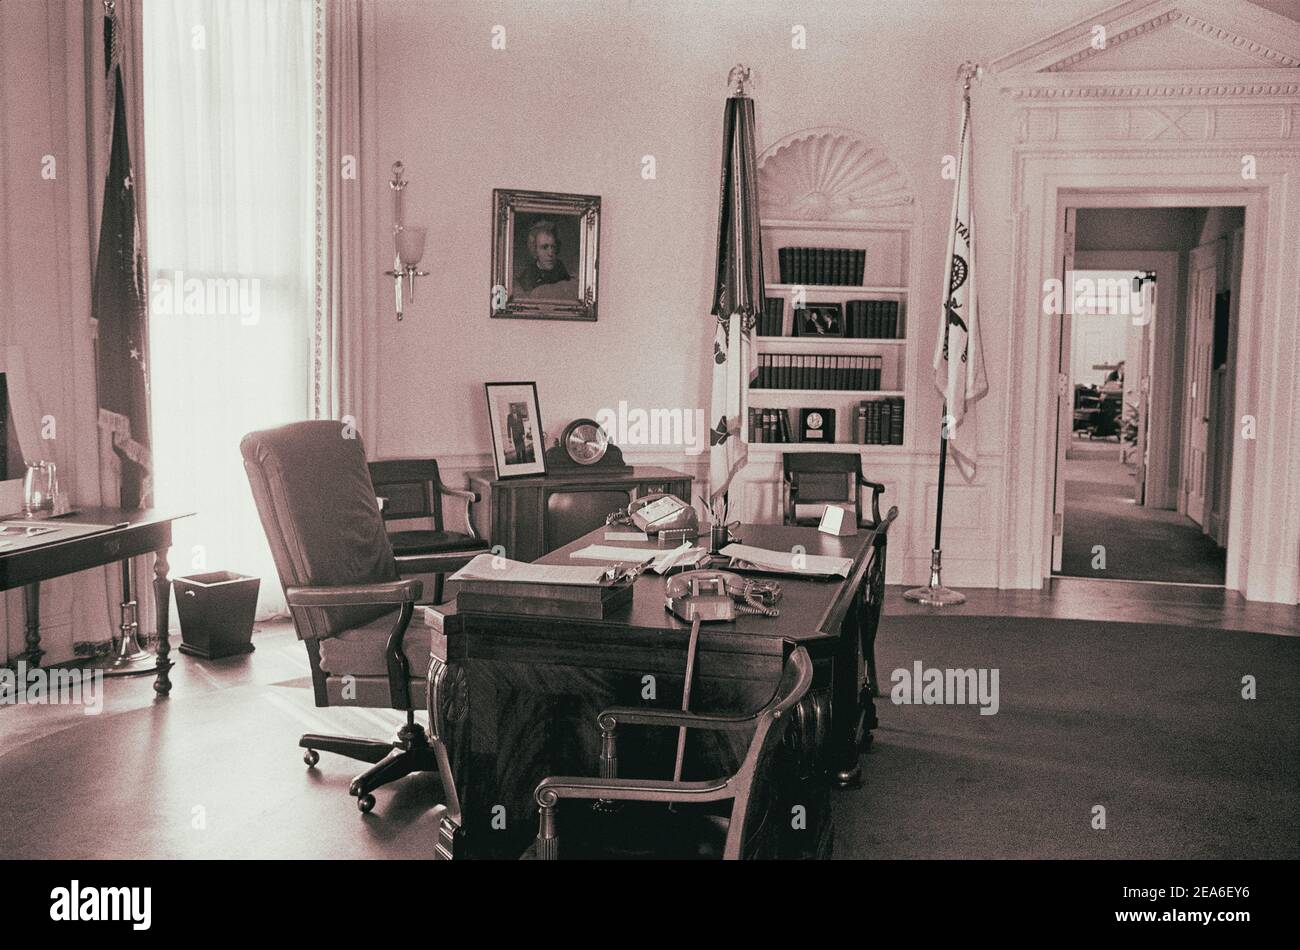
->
747, 408, 794, 443
854, 399, 905, 445
845, 300, 901, 339
753, 354, 884, 391
778, 247, 865, 286
756, 297, 785, 336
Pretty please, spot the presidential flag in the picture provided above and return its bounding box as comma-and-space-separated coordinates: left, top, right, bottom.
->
932, 89, 988, 481
93, 34, 153, 510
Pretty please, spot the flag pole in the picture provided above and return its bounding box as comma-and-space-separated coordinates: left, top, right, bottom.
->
904, 61, 980, 608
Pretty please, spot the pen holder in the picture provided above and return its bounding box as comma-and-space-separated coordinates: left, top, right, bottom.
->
709, 522, 731, 555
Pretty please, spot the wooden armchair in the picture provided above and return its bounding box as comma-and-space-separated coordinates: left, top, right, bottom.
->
782, 451, 886, 528
530, 647, 813, 860
368, 459, 488, 604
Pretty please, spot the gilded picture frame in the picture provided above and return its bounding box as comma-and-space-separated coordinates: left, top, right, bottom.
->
491, 189, 600, 321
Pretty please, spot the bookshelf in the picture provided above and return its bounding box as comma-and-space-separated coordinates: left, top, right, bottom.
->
748, 129, 916, 454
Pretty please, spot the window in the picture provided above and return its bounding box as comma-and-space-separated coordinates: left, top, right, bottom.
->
144, 0, 316, 616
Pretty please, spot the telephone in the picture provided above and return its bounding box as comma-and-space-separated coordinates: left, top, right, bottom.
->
664, 569, 781, 622
609, 492, 699, 536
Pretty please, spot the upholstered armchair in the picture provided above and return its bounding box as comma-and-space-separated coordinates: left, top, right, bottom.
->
241, 421, 462, 817
530, 647, 813, 860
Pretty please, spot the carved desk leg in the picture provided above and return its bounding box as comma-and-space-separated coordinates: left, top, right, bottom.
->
22, 582, 43, 668
152, 550, 174, 696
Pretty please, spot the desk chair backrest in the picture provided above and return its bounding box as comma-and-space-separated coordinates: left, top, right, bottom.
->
241, 420, 398, 640
369, 458, 447, 531
727, 646, 814, 859
783, 452, 863, 524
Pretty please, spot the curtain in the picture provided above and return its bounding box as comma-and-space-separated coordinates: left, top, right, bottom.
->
319, 0, 380, 438
143, 0, 316, 617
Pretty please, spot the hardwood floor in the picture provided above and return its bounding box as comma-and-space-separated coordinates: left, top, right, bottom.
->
889, 578, 1298, 638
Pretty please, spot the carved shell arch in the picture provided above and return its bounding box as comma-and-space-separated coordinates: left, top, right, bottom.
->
758, 127, 915, 224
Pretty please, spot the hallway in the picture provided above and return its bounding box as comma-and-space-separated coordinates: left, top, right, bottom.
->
1058, 441, 1226, 585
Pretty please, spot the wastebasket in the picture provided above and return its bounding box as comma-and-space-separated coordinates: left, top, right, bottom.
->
174, 571, 260, 659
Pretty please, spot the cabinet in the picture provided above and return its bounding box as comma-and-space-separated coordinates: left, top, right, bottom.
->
468, 466, 694, 563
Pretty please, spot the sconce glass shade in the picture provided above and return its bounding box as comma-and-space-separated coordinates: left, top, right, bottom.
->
395, 226, 427, 267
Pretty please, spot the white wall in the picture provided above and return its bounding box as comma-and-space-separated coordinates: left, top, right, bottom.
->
363, 0, 1129, 586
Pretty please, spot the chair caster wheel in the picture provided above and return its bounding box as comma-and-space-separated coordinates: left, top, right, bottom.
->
303, 749, 319, 767
357, 793, 375, 814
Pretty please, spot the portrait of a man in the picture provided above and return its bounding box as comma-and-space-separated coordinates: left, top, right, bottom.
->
492, 189, 600, 321
504, 401, 534, 464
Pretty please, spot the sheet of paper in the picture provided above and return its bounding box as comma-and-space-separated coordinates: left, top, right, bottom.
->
450, 553, 609, 586
604, 531, 649, 542
719, 542, 853, 577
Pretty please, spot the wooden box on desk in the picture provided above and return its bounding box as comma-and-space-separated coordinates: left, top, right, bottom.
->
456, 577, 634, 620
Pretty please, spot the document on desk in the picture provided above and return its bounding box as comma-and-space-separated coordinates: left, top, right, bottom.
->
569, 542, 708, 574
450, 553, 608, 586
719, 543, 853, 578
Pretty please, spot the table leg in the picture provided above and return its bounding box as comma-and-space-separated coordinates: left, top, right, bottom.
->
153, 550, 173, 696
22, 582, 42, 667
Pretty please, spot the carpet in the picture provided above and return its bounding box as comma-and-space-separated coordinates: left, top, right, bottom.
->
1060, 478, 1225, 584
834, 615, 1299, 859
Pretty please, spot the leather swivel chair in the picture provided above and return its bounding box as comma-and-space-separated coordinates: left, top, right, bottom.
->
241, 421, 462, 816
530, 647, 814, 860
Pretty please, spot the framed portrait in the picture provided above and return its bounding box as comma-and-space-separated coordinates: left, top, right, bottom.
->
491, 189, 600, 321
484, 381, 546, 479
793, 303, 845, 338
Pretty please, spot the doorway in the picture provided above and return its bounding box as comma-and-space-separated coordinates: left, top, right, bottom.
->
1051, 207, 1243, 586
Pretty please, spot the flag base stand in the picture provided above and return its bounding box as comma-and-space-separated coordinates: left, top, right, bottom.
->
903, 548, 967, 607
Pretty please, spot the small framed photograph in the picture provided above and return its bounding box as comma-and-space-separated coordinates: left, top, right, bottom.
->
491, 189, 600, 321
793, 303, 844, 337
485, 382, 546, 479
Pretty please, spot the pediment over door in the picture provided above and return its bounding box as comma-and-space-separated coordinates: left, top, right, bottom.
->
990, 0, 1300, 100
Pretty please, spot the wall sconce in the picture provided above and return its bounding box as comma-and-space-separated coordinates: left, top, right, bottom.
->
384, 161, 428, 320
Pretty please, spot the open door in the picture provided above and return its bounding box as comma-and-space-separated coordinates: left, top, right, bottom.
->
1051, 207, 1076, 573
1183, 240, 1220, 526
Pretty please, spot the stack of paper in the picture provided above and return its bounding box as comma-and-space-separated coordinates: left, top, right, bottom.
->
569, 542, 708, 574
450, 553, 608, 586
719, 543, 853, 577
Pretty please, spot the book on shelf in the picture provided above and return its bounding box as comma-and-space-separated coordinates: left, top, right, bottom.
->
777, 246, 867, 286
844, 299, 900, 339
747, 407, 795, 444
854, 397, 906, 446
758, 296, 784, 336
753, 354, 883, 391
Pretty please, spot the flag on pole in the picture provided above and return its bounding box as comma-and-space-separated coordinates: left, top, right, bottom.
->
708, 72, 765, 509
932, 89, 988, 481
94, 17, 153, 510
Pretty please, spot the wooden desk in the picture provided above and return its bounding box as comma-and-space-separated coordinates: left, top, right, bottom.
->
0, 508, 190, 696
434, 522, 886, 859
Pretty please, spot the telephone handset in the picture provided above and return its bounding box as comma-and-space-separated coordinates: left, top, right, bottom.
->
665, 569, 781, 622
609, 492, 699, 536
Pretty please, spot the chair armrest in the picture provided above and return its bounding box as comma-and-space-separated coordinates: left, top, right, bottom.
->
285, 578, 423, 607
857, 475, 885, 526
435, 482, 480, 539
597, 706, 758, 734
535, 775, 731, 808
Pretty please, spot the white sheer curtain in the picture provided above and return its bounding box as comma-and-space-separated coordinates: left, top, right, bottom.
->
143, 0, 316, 617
